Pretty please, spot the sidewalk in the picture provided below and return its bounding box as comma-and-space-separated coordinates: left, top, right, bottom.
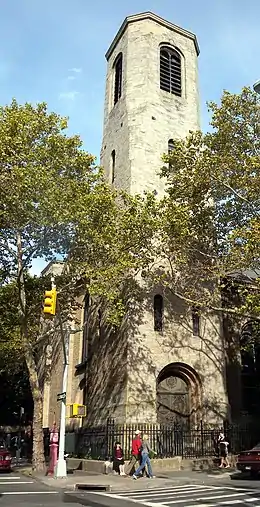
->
21, 468, 234, 492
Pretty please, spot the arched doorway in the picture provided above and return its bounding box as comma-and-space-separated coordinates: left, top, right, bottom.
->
157, 362, 201, 427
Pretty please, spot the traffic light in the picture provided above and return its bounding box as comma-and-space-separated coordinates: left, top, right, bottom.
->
43, 289, 57, 316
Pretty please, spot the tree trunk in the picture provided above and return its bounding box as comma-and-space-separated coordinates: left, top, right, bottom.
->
16, 231, 45, 473
25, 353, 45, 472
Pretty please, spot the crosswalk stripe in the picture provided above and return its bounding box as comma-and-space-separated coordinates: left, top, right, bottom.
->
141, 488, 217, 500
0, 481, 34, 485
119, 486, 214, 498
116, 485, 214, 496
0, 476, 21, 480
166, 491, 249, 505
2, 491, 59, 496
221, 501, 248, 506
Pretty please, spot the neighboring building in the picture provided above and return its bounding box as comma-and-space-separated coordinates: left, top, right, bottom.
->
42, 12, 231, 430
223, 270, 260, 423
41, 261, 84, 430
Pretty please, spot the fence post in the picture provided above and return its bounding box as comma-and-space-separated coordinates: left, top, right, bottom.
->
200, 420, 204, 457
105, 418, 114, 459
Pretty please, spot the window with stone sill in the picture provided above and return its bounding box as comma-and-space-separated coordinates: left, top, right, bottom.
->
168, 139, 174, 153
154, 294, 164, 332
113, 53, 123, 105
160, 46, 182, 97
168, 139, 174, 169
111, 150, 116, 184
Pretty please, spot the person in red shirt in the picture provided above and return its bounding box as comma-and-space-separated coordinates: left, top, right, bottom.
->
126, 430, 142, 475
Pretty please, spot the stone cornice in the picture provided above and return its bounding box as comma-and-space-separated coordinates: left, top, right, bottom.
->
105, 11, 200, 60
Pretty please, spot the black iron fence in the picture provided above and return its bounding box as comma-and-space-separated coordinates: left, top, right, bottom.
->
72, 419, 260, 460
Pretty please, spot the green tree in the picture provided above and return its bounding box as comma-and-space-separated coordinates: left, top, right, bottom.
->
0, 100, 158, 471
158, 87, 260, 320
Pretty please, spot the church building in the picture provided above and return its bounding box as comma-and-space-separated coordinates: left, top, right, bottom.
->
42, 12, 230, 430
86, 11, 229, 426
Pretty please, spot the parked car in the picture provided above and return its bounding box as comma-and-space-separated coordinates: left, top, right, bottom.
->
0, 447, 12, 472
237, 444, 260, 477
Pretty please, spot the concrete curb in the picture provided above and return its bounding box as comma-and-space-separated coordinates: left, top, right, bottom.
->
20, 469, 74, 490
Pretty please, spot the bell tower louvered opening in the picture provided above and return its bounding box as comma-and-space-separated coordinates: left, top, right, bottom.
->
160, 47, 182, 97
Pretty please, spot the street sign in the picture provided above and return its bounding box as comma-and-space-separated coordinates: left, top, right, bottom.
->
57, 392, 66, 402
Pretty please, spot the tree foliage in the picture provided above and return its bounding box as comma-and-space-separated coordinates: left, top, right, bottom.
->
0, 99, 158, 470
158, 87, 260, 318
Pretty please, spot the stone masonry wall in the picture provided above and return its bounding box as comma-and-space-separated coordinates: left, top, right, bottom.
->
125, 283, 229, 425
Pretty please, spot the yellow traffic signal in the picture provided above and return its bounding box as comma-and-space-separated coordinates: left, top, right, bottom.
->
43, 289, 57, 316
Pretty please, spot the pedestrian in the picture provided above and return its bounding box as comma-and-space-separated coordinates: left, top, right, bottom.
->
211, 432, 219, 457
133, 433, 154, 479
218, 433, 230, 468
125, 429, 142, 475
112, 442, 126, 476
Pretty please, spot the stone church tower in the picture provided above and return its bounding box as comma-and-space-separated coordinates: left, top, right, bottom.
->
101, 12, 200, 197
86, 12, 229, 426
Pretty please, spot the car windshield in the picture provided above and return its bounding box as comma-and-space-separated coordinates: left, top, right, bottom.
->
252, 444, 260, 450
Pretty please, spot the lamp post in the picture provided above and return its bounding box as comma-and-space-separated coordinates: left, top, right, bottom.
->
253, 80, 260, 94
54, 324, 69, 479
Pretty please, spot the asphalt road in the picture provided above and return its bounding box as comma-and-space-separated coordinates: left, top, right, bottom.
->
107, 483, 260, 506
0, 471, 76, 507
65, 480, 260, 507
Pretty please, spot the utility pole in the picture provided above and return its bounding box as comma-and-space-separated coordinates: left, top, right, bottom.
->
43, 275, 70, 478
49, 275, 69, 479
54, 324, 69, 479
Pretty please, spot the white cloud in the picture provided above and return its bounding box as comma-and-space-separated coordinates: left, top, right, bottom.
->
59, 91, 79, 101
69, 67, 82, 74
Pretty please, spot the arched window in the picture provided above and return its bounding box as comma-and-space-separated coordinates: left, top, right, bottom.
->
154, 294, 163, 331
192, 306, 200, 336
114, 53, 122, 105
160, 47, 182, 97
111, 150, 116, 183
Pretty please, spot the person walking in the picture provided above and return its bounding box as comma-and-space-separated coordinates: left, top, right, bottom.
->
126, 430, 142, 475
218, 433, 230, 468
133, 434, 154, 479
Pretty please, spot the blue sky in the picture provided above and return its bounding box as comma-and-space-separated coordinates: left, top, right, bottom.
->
1, 0, 259, 274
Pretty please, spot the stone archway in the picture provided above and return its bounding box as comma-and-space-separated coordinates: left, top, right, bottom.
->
156, 362, 202, 427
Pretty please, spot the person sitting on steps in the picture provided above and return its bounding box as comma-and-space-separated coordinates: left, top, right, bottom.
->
112, 441, 126, 476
